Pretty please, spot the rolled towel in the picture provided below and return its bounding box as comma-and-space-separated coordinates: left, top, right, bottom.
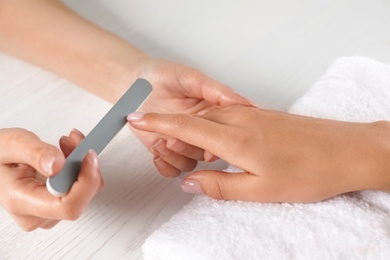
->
142, 57, 390, 260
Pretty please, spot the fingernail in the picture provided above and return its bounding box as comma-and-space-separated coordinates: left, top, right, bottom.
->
152, 139, 170, 156
127, 112, 144, 121
41, 154, 56, 175
89, 149, 99, 170
71, 128, 84, 138
181, 179, 203, 194
166, 138, 185, 153
154, 156, 168, 169
204, 151, 218, 162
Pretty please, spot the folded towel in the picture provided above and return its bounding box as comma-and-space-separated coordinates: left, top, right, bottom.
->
142, 57, 390, 260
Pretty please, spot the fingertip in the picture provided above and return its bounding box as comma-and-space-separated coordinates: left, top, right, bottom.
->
204, 150, 219, 162
68, 128, 85, 147
182, 171, 238, 200
87, 149, 99, 171
40, 150, 65, 177
181, 179, 203, 194
86, 149, 104, 191
70, 128, 85, 139
63, 149, 102, 206
51, 153, 66, 176
127, 112, 145, 121
153, 156, 181, 178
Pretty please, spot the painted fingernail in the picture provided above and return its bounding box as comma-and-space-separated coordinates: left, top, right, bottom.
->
181, 180, 203, 194
127, 112, 144, 121
89, 149, 99, 170
41, 154, 56, 175
154, 156, 168, 169
166, 138, 185, 153
153, 139, 170, 156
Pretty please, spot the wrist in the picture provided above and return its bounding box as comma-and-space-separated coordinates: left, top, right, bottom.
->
94, 50, 150, 103
353, 121, 390, 192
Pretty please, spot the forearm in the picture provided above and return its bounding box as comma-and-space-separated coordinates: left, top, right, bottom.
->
0, 0, 148, 102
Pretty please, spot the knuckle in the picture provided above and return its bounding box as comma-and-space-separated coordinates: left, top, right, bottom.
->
226, 128, 250, 151
203, 177, 226, 200
170, 115, 191, 130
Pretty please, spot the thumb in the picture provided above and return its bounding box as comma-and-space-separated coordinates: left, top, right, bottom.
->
0, 128, 65, 177
181, 170, 259, 201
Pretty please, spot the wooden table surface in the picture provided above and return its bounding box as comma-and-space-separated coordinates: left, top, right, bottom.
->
1, 0, 390, 259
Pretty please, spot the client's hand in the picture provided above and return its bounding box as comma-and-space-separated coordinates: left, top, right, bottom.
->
128, 105, 390, 202
132, 59, 253, 177
0, 128, 103, 231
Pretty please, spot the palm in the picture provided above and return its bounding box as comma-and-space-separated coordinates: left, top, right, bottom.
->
134, 60, 222, 148
129, 59, 251, 176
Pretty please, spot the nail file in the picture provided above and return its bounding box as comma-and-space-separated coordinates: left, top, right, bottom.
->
46, 78, 153, 197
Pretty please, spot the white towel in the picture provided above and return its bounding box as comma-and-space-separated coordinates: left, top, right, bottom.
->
142, 57, 390, 260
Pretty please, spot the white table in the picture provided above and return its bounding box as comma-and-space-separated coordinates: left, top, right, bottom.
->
1, 0, 390, 259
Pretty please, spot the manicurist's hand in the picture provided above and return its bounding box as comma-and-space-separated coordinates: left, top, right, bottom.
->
0, 128, 103, 231
131, 58, 253, 177
0, 0, 254, 178
128, 105, 390, 203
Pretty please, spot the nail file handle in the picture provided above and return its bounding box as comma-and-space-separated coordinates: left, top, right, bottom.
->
46, 78, 153, 197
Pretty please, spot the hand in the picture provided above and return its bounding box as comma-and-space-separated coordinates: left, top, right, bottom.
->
130, 58, 254, 177
128, 105, 390, 202
0, 1, 253, 178
0, 128, 103, 231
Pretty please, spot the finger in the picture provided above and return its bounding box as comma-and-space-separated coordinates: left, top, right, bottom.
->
39, 219, 60, 230
152, 139, 197, 173
177, 69, 254, 107
166, 137, 205, 161
204, 150, 219, 162
59, 129, 85, 157
10, 213, 47, 232
59, 136, 72, 157
7, 150, 103, 220
153, 155, 181, 178
68, 128, 84, 147
0, 128, 65, 177
50, 149, 103, 220
181, 170, 261, 201
128, 113, 235, 159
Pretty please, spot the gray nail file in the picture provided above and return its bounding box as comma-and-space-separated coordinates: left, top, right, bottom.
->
46, 78, 152, 197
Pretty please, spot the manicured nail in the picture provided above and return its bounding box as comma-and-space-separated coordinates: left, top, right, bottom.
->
71, 128, 84, 138
154, 156, 168, 169
127, 112, 144, 121
152, 139, 170, 156
41, 154, 56, 175
89, 149, 99, 170
166, 138, 185, 153
181, 180, 203, 194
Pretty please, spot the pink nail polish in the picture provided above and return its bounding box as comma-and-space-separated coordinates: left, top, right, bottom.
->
181, 180, 203, 194
127, 112, 144, 121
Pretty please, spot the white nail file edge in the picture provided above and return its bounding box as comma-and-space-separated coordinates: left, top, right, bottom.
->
46, 78, 152, 197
